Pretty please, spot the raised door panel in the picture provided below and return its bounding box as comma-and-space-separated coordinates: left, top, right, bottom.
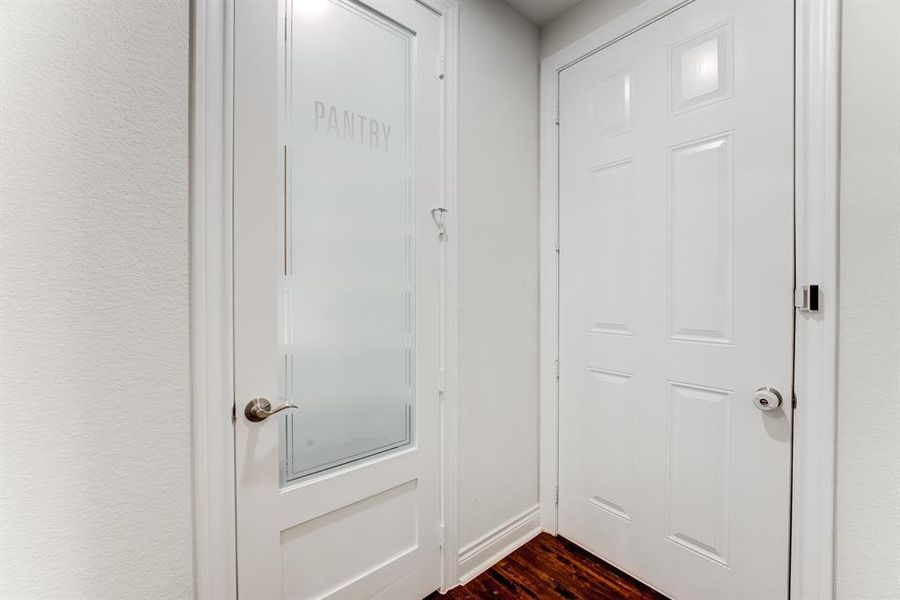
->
589, 69, 633, 139
665, 381, 733, 567
669, 21, 733, 116
585, 369, 635, 522
280, 481, 419, 598
587, 159, 636, 336
668, 132, 733, 345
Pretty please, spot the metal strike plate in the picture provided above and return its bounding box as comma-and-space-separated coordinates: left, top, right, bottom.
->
795, 284, 820, 313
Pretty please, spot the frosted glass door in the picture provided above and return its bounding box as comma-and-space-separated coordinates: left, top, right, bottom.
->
281, 0, 414, 483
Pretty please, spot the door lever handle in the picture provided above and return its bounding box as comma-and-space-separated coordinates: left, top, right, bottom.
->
244, 397, 297, 422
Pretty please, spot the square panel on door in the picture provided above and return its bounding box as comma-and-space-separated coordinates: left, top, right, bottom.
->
669, 21, 733, 116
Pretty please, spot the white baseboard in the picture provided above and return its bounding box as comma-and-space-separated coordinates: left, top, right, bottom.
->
457, 505, 541, 585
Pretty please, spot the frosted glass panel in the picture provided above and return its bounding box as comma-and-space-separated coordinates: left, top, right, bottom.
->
281, 0, 414, 483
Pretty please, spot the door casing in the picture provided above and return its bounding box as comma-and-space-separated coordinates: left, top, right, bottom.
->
538, 1, 840, 598
189, 0, 460, 597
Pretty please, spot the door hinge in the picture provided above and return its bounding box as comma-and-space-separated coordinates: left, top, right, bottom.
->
438, 55, 445, 81
555, 358, 560, 381
554, 237, 560, 255
555, 105, 560, 126
792, 391, 798, 410
794, 284, 820, 312
437, 368, 446, 396
555, 484, 559, 506
231, 403, 236, 423
439, 524, 445, 548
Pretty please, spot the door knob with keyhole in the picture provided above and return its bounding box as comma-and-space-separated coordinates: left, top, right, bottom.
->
244, 397, 297, 422
753, 387, 783, 411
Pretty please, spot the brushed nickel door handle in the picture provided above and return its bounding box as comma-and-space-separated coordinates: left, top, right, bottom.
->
244, 397, 297, 422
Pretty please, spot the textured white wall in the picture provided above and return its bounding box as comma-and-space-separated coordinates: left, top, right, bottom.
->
458, 0, 541, 548
0, 1, 193, 598
836, 0, 900, 597
540, 0, 637, 59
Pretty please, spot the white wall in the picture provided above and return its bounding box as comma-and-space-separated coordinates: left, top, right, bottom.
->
0, 1, 193, 598
540, 0, 637, 59
835, 0, 900, 597
458, 0, 541, 552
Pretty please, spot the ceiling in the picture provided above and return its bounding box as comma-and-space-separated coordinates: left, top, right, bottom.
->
503, 0, 584, 25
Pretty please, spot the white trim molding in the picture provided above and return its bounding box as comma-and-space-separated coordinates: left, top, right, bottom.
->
191, 0, 459, 596
190, 0, 236, 598
538, 1, 841, 597
457, 505, 542, 585
425, 0, 462, 592
791, 1, 841, 598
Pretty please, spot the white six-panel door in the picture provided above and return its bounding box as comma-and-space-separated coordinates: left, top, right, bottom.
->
558, 1, 794, 598
233, 1, 443, 598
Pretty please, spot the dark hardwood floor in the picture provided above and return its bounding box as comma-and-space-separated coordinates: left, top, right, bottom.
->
428, 533, 668, 600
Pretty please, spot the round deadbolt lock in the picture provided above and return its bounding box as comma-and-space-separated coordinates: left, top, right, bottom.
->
753, 387, 783, 411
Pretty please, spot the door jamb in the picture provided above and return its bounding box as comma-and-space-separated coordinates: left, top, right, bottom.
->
190, 0, 460, 596
191, 0, 236, 597
537, 1, 840, 598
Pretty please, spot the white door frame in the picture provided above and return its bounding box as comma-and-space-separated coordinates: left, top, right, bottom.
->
538, 1, 840, 599
189, 0, 460, 596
